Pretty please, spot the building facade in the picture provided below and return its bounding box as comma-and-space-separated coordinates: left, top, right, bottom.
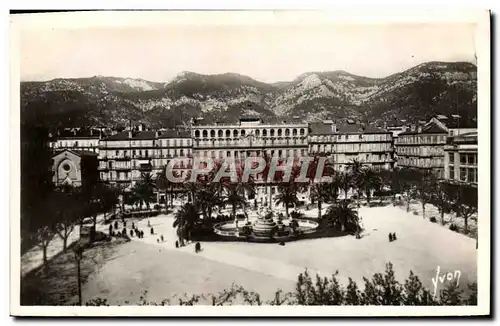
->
443, 131, 478, 186
308, 120, 394, 171
52, 149, 99, 189
49, 128, 101, 153
191, 117, 309, 161
395, 115, 477, 178
98, 129, 192, 188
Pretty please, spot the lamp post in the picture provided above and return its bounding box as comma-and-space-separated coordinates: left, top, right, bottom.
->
73, 245, 84, 306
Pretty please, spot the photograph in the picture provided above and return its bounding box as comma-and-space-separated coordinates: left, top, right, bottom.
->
9, 9, 491, 316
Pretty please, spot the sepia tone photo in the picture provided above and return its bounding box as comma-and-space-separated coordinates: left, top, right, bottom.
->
10, 10, 490, 316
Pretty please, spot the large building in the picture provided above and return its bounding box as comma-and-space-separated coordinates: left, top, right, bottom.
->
49, 128, 101, 153
97, 127, 192, 188
191, 117, 309, 160
395, 115, 477, 178
308, 120, 394, 171
443, 131, 478, 186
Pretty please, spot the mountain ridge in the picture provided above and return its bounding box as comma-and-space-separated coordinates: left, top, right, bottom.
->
21, 61, 477, 130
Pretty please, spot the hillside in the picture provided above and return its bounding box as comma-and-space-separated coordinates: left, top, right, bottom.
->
20, 61, 477, 129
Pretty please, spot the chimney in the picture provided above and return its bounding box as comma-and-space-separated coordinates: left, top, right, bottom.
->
410, 124, 416, 132
155, 131, 159, 138
331, 124, 337, 133
90, 129, 93, 136
128, 131, 133, 139
138, 124, 143, 132
417, 126, 422, 133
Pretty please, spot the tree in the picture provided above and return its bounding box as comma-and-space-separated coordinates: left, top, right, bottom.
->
309, 182, 331, 219
173, 203, 200, 246
156, 170, 172, 210
447, 184, 478, 233
337, 171, 354, 202
275, 184, 299, 219
33, 226, 56, 266
431, 182, 454, 225
131, 173, 156, 210
325, 201, 360, 233
357, 167, 382, 204
54, 191, 80, 252
196, 182, 223, 222
21, 124, 54, 251
411, 170, 437, 218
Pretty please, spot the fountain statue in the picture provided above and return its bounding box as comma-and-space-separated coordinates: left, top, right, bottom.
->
252, 208, 278, 238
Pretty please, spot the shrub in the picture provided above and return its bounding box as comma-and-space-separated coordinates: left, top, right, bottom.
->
449, 224, 459, 232
413, 211, 419, 215
429, 217, 437, 223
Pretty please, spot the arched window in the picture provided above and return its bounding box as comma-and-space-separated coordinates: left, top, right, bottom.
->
255, 129, 260, 137
218, 130, 223, 137
293, 129, 297, 136
233, 129, 239, 138
270, 129, 275, 137
300, 128, 305, 136
225, 130, 230, 137
263, 129, 267, 137
202, 130, 208, 138
210, 130, 215, 138
195, 130, 200, 138
285, 129, 290, 136
278, 129, 282, 137
241, 129, 246, 137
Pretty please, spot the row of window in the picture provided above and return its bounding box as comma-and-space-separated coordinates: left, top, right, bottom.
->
397, 146, 444, 156
193, 128, 307, 138
449, 166, 478, 183
398, 157, 444, 168
195, 149, 308, 158
396, 135, 447, 145
310, 134, 391, 142
448, 153, 477, 166
311, 143, 392, 153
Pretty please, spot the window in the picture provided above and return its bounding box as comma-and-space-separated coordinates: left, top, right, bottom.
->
467, 154, 476, 165
448, 153, 454, 164
460, 154, 467, 164
467, 168, 476, 183
460, 167, 467, 181
115, 150, 119, 157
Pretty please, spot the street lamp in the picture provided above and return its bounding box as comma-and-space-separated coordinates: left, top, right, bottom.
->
73, 245, 84, 306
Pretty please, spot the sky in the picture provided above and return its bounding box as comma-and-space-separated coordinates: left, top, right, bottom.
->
18, 21, 477, 83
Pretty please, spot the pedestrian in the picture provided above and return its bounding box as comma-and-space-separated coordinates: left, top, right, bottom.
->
195, 242, 201, 253
122, 227, 127, 236
132, 222, 135, 230
157, 238, 159, 243
140, 230, 144, 238
148, 220, 151, 228
130, 229, 134, 237
135, 229, 139, 237
175, 240, 179, 248
393, 233, 397, 241
124, 220, 127, 228
389, 233, 393, 242
151, 227, 154, 235
114, 221, 118, 229
109, 224, 112, 235
160, 235, 164, 242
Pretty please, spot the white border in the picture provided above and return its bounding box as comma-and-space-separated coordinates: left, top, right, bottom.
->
8, 9, 491, 317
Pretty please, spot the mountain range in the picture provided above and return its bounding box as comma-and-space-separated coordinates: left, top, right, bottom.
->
20, 61, 477, 130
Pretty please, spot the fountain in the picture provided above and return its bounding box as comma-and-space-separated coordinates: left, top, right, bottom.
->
252, 208, 278, 238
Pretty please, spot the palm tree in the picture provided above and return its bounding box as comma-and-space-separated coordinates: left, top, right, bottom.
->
348, 159, 364, 207
196, 182, 223, 222
132, 173, 156, 210
310, 182, 331, 219
155, 170, 170, 210
173, 203, 199, 246
275, 184, 299, 219
224, 182, 253, 222
326, 200, 360, 233
338, 171, 353, 202
357, 167, 382, 204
